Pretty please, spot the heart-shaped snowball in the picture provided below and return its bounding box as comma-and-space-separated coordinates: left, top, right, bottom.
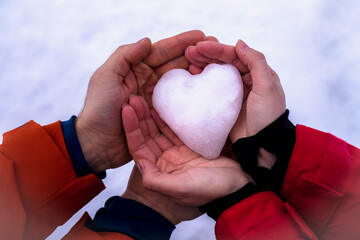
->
152, 63, 243, 159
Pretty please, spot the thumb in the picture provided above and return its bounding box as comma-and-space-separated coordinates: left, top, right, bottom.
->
235, 40, 273, 89
106, 38, 152, 76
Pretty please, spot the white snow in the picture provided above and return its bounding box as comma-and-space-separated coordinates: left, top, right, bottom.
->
153, 63, 243, 159
1, 0, 360, 239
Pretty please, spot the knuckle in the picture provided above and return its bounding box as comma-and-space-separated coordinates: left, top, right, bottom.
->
116, 45, 127, 53
246, 50, 268, 71
252, 51, 266, 62
273, 71, 280, 79
91, 69, 114, 82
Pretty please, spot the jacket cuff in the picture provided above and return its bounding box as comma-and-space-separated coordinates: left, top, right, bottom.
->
86, 196, 175, 240
60, 116, 106, 179
232, 110, 296, 193
199, 182, 260, 220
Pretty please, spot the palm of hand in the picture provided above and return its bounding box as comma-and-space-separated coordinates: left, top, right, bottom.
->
76, 64, 166, 170
75, 62, 153, 171
231, 80, 269, 140
123, 166, 201, 225
156, 146, 246, 205
123, 95, 249, 206
85, 60, 189, 168
76, 67, 132, 171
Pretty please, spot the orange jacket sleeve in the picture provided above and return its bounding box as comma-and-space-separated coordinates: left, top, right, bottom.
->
0, 121, 131, 240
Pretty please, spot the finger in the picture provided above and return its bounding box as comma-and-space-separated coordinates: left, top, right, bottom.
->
196, 41, 234, 60
235, 40, 274, 89
122, 104, 157, 163
151, 110, 183, 146
189, 64, 203, 75
242, 72, 253, 87
137, 55, 189, 108
186, 46, 211, 63
124, 70, 139, 95
129, 95, 147, 136
196, 41, 248, 73
185, 46, 210, 68
185, 36, 219, 66
129, 96, 163, 157
138, 97, 175, 151
106, 38, 152, 77
204, 36, 219, 42
144, 30, 206, 67
155, 55, 190, 77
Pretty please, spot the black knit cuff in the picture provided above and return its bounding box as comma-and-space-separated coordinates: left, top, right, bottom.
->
232, 110, 296, 193
199, 182, 259, 220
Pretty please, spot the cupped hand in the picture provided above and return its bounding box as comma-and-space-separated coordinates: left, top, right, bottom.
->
185, 40, 286, 141
75, 31, 207, 173
122, 166, 201, 225
122, 95, 249, 206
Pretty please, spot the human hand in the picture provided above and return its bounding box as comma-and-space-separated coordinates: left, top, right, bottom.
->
122, 166, 201, 225
185, 40, 286, 141
75, 31, 207, 173
122, 95, 250, 206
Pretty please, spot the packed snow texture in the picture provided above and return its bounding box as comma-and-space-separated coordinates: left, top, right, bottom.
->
1, 0, 360, 239
153, 63, 243, 159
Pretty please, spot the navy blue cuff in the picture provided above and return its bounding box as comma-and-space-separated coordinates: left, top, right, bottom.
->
60, 116, 106, 179
87, 196, 175, 240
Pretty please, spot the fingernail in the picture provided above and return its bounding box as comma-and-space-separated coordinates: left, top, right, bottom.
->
137, 37, 147, 43
122, 103, 128, 109
137, 161, 144, 173
237, 40, 249, 51
129, 93, 137, 99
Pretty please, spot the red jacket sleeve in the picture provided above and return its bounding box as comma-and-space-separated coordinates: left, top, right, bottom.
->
215, 191, 317, 240
215, 125, 360, 239
0, 121, 131, 240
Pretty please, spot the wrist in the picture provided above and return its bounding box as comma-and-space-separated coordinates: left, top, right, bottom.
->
247, 108, 288, 137
229, 128, 246, 143
122, 189, 180, 225
230, 108, 288, 142
75, 117, 107, 173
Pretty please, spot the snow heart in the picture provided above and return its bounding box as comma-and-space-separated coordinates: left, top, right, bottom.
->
152, 63, 243, 159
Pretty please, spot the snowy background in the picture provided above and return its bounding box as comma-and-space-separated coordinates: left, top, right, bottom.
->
1, 0, 360, 239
